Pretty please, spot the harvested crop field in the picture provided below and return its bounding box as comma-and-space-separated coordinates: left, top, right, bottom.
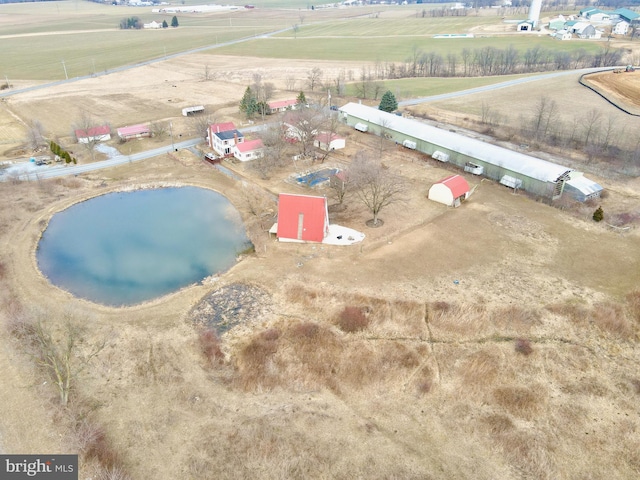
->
582, 69, 640, 114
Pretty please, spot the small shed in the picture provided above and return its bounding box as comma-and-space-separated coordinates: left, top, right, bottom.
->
267, 99, 298, 114
275, 193, 329, 243
428, 175, 470, 207
314, 132, 345, 151
117, 124, 151, 141
182, 105, 204, 116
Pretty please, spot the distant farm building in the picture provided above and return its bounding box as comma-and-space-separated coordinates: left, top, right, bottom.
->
275, 193, 329, 243
314, 132, 345, 151
428, 175, 470, 207
233, 138, 264, 162
208, 122, 244, 156
117, 124, 151, 141
338, 102, 601, 202
267, 99, 299, 114
182, 105, 204, 117
75, 125, 111, 143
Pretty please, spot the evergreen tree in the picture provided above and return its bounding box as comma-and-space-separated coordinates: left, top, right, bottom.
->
162, 20, 168, 28
593, 206, 604, 222
296, 91, 307, 106
239, 86, 258, 118
378, 90, 398, 113
171, 16, 179, 28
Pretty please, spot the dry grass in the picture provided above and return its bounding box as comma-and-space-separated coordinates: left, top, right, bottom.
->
591, 301, 634, 339
492, 385, 546, 420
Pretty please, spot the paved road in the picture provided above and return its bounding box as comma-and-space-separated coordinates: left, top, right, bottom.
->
399, 67, 613, 106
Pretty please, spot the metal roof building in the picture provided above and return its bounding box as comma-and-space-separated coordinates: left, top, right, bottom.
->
338, 102, 594, 200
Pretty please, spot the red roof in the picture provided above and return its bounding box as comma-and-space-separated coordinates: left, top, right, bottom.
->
437, 175, 470, 198
315, 132, 343, 144
268, 99, 297, 110
117, 124, 150, 136
209, 122, 236, 134
276, 194, 329, 243
75, 125, 110, 138
236, 139, 264, 153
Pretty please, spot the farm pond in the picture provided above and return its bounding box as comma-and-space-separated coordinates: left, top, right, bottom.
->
37, 187, 251, 307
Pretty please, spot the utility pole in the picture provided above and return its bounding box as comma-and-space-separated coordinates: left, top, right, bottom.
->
61, 60, 68, 80
170, 121, 175, 151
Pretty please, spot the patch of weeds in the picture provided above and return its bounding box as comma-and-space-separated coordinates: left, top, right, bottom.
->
514, 338, 533, 356
336, 306, 369, 333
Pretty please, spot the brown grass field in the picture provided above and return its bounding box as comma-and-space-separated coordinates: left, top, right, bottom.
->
1, 33, 640, 480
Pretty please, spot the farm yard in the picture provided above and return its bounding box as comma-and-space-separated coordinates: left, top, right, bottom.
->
1, 1, 640, 479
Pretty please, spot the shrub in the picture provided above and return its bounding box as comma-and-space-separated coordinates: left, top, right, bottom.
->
592, 302, 632, 338
336, 306, 369, 333
625, 291, 640, 323
514, 338, 533, 356
198, 329, 224, 365
83, 424, 120, 470
593, 206, 604, 222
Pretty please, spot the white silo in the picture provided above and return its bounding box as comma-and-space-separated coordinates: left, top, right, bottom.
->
528, 0, 543, 28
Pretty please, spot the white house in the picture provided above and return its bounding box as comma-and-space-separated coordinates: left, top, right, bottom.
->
208, 122, 244, 156
233, 139, 264, 162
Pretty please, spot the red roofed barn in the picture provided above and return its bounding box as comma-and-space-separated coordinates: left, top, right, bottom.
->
428, 175, 470, 207
75, 125, 111, 144
276, 193, 329, 243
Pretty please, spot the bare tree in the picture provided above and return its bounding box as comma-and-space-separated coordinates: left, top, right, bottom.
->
285, 75, 297, 91
149, 121, 169, 140
530, 96, 558, 141
253, 121, 288, 178
238, 182, 276, 231
315, 111, 342, 164
328, 169, 350, 208
189, 114, 216, 139
306, 67, 323, 92
287, 104, 327, 157
11, 310, 106, 406
73, 112, 106, 161
25, 119, 47, 151
349, 152, 407, 227
202, 64, 216, 81
581, 109, 602, 147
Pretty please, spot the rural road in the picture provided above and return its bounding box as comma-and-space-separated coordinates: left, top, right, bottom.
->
398, 66, 613, 106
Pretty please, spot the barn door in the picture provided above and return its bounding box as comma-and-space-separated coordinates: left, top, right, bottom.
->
297, 213, 304, 240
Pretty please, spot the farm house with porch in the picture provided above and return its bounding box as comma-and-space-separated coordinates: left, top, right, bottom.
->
338, 103, 602, 201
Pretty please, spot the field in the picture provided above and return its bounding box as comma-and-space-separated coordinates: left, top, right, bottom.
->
1, 3, 640, 479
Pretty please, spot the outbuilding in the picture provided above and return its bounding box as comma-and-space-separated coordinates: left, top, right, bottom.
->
314, 132, 345, 151
116, 124, 150, 141
428, 175, 470, 207
75, 125, 111, 143
275, 193, 329, 243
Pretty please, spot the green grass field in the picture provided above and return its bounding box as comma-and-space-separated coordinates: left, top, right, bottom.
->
0, 1, 601, 81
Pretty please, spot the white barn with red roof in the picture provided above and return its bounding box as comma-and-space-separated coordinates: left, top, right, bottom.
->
314, 132, 345, 151
116, 124, 150, 141
275, 193, 329, 243
233, 139, 264, 162
75, 125, 111, 143
428, 175, 470, 207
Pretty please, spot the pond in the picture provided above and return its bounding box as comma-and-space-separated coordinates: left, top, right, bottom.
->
37, 187, 251, 307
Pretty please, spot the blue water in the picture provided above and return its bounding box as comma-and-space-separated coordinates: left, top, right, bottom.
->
296, 168, 339, 187
37, 187, 251, 307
